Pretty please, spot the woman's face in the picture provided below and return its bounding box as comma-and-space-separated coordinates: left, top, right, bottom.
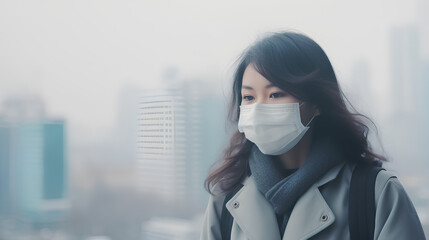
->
240, 64, 318, 124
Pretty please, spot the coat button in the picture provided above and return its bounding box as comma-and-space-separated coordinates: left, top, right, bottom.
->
233, 201, 240, 208
321, 214, 328, 222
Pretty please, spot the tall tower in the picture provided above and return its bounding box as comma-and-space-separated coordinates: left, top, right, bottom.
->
0, 122, 12, 217
0, 96, 68, 225
389, 26, 421, 113
137, 89, 187, 202
387, 26, 427, 174
137, 80, 227, 207
15, 120, 68, 224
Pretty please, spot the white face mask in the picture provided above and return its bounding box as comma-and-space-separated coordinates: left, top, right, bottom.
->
237, 102, 315, 155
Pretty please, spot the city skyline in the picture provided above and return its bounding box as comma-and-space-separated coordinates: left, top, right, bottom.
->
0, 0, 426, 136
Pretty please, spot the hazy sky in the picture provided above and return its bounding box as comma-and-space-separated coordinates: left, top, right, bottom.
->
0, 0, 424, 140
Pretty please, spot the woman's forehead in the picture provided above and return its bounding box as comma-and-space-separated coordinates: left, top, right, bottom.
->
242, 65, 273, 88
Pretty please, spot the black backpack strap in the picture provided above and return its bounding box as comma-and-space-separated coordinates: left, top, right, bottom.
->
220, 183, 244, 240
349, 162, 384, 240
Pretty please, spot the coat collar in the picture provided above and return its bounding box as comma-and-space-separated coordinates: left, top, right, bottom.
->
226, 162, 346, 240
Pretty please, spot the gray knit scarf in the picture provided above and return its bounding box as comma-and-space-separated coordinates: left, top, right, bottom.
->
249, 136, 344, 234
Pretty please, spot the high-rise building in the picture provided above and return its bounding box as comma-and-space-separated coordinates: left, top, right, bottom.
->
15, 120, 68, 224
389, 26, 422, 113
137, 89, 186, 202
0, 123, 12, 217
0, 96, 68, 225
386, 26, 428, 175
422, 59, 429, 122
417, 0, 429, 56
137, 80, 227, 206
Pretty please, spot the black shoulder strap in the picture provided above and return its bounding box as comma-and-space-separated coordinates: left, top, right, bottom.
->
349, 162, 384, 240
220, 183, 244, 240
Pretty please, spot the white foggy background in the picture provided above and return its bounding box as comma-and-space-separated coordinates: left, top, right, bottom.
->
0, 0, 428, 239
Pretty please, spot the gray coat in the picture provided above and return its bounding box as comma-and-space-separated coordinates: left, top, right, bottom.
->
200, 162, 426, 240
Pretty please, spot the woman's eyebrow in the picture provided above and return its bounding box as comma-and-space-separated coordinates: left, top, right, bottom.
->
242, 84, 276, 90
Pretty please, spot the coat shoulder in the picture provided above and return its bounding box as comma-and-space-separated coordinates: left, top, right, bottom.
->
374, 168, 398, 202
372, 169, 426, 239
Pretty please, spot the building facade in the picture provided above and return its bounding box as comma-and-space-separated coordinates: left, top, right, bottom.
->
137, 81, 227, 207
0, 96, 68, 226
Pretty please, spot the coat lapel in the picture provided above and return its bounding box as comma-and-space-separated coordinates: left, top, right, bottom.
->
226, 175, 282, 240
225, 163, 345, 240
282, 163, 345, 240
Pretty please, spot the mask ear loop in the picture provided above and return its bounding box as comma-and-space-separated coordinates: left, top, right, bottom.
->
299, 102, 317, 127
305, 115, 316, 127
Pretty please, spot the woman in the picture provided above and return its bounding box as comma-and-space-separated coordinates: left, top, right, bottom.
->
200, 32, 426, 240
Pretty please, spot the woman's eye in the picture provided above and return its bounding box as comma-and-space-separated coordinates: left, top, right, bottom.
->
242, 95, 254, 101
270, 92, 285, 98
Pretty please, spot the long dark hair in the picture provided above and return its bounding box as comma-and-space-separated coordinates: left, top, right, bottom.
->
205, 31, 386, 195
